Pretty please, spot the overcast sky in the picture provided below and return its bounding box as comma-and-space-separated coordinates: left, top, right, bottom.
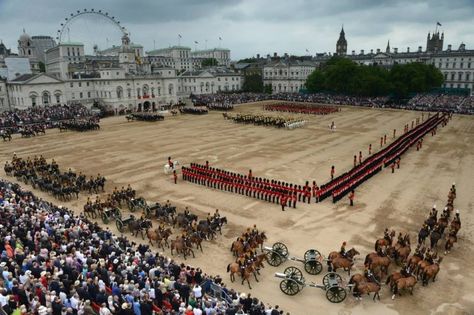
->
1, 0, 473, 59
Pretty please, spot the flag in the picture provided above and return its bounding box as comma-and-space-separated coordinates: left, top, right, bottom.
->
178, 34, 182, 38
437, 22, 442, 26
194, 41, 199, 44
219, 37, 222, 40
305, 49, 309, 53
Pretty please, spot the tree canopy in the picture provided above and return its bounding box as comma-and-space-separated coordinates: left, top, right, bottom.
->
242, 73, 263, 93
305, 56, 444, 98
201, 58, 218, 67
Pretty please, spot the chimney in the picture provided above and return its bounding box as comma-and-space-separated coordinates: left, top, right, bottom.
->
394, 48, 398, 54
407, 47, 410, 53
256, 54, 260, 59
418, 46, 422, 52
284, 53, 288, 58
370, 49, 373, 54
352, 50, 355, 55
360, 49, 364, 55
376, 48, 380, 53
273, 52, 277, 58
447, 44, 452, 51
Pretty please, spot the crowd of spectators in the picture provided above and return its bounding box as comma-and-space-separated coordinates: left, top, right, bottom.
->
0, 179, 288, 315
405, 93, 474, 114
190, 92, 474, 115
0, 105, 93, 129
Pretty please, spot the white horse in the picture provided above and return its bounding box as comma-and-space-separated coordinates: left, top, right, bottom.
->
164, 161, 180, 174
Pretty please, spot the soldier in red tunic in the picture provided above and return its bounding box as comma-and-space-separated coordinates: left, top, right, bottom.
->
331, 165, 335, 180
348, 190, 355, 206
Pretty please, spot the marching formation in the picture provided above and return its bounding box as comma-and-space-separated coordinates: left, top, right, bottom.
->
59, 119, 101, 132
179, 107, 209, 115
182, 162, 317, 209
263, 103, 339, 115
223, 113, 306, 129
4, 155, 106, 200
126, 113, 165, 122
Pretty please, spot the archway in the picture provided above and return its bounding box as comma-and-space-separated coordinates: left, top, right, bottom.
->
143, 101, 151, 111
152, 102, 156, 111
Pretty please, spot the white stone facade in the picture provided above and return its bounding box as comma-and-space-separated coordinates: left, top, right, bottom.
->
177, 69, 242, 97
263, 60, 317, 93
0, 79, 8, 112
146, 46, 194, 71
191, 48, 231, 66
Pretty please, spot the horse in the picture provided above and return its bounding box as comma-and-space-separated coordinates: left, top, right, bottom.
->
418, 225, 430, 245
226, 262, 259, 289
392, 275, 417, 299
421, 257, 443, 286
231, 240, 245, 257
164, 161, 180, 174
329, 248, 360, 276
348, 273, 368, 293
366, 254, 391, 275
328, 248, 360, 262
129, 219, 152, 240
146, 229, 168, 250
430, 229, 442, 249
170, 237, 195, 260
375, 230, 395, 251
354, 282, 381, 301
386, 271, 403, 293
390, 244, 411, 265
450, 219, 461, 234
249, 232, 267, 251
444, 234, 457, 254
425, 216, 437, 231
189, 232, 204, 252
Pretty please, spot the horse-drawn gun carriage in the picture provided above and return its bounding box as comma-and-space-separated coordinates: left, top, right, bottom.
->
101, 207, 121, 224
274, 267, 351, 303
127, 197, 147, 212
264, 242, 324, 275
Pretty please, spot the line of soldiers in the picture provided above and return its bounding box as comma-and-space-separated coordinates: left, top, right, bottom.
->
263, 103, 338, 115
182, 163, 317, 208
224, 113, 299, 129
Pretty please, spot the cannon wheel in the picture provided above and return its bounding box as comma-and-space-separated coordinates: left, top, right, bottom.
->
273, 242, 289, 258
279, 279, 300, 296
116, 220, 124, 232
129, 201, 136, 212
323, 272, 343, 288
116, 208, 122, 219
304, 260, 323, 275
266, 250, 283, 266
101, 213, 109, 224
326, 285, 347, 303
304, 249, 322, 262
284, 266, 304, 281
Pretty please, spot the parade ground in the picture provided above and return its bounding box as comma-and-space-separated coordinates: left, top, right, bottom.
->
1, 102, 473, 315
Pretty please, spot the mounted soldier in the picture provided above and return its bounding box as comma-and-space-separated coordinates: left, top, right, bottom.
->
340, 241, 347, 258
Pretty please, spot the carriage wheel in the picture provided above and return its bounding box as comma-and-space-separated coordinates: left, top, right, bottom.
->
304, 249, 322, 262
129, 202, 136, 212
266, 251, 283, 267
116, 220, 124, 233
273, 242, 289, 259
279, 279, 300, 296
304, 260, 323, 275
284, 266, 304, 282
326, 286, 347, 303
323, 272, 343, 288
102, 213, 109, 224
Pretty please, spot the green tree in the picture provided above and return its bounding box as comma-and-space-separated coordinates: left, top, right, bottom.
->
201, 58, 218, 67
38, 61, 46, 72
305, 70, 326, 93
264, 84, 273, 94
242, 73, 263, 92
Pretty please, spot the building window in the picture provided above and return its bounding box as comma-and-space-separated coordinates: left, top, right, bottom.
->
31, 96, 36, 106
451, 73, 455, 80
70, 82, 73, 87
87, 91, 91, 98
458, 73, 462, 80
87, 82, 90, 86
42, 92, 50, 105
79, 92, 83, 99
72, 92, 75, 99
79, 82, 82, 87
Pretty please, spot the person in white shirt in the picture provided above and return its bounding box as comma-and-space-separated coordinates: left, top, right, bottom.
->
192, 284, 202, 299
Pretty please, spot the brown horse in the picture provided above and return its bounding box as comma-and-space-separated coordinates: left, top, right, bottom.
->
253, 253, 267, 273
147, 229, 166, 250
450, 219, 461, 234
249, 232, 267, 251
328, 248, 360, 262
330, 249, 360, 276
392, 245, 411, 265
189, 232, 204, 252
348, 273, 367, 293
375, 230, 395, 251
385, 271, 403, 293
226, 262, 259, 289
444, 235, 457, 254
368, 254, 391, 275
407, 251, 425, 271
170, 237, 195, 260
231, 240, 245, 257
354, 282, 381, 301
392, 275, 417, 299
421, 257, 443, 286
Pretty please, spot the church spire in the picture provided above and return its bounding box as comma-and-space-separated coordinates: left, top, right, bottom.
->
386, 40, 390, 53
336, 25, 347, 56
